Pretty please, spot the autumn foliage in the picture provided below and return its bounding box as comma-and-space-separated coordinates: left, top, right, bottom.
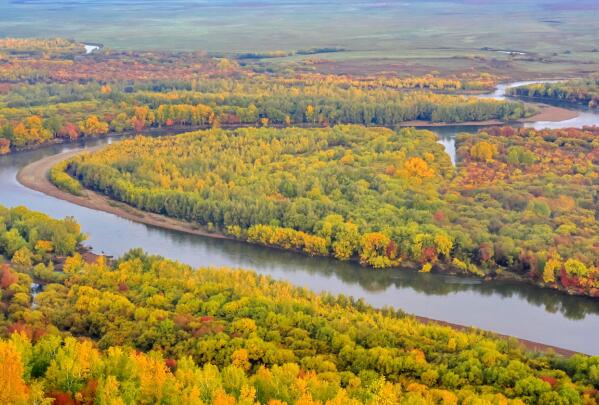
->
0, 39, 531, 152
0, 208, 597, 404
54, 125, 599, 296
509, 78, 599, 108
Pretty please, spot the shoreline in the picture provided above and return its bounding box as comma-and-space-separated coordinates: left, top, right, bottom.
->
520, 103, 580, 123
4, 125, 230, 157
16, 148, 584, 357
412, 316, 578, 357
17, 147, 232, 241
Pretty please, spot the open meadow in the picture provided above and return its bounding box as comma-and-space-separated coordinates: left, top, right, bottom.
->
2, 0, 599, 77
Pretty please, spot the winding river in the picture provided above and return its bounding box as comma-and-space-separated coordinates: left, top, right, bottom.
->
1, 83, 598, 354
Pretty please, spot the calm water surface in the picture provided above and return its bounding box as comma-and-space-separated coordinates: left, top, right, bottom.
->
1, 85, 598, 354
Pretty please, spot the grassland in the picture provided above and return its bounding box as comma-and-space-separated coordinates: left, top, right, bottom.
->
2, 1, 599, 77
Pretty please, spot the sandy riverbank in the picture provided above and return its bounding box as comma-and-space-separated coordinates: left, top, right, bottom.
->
16, 148, 582, 357
17, 147, 231, 241
520, 103, 580, 122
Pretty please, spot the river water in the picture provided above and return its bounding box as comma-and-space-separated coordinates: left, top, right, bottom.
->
437, 81, 596, 163
1, 84, 598, 354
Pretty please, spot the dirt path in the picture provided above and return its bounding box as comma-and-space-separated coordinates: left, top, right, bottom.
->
16, 147, 582, 357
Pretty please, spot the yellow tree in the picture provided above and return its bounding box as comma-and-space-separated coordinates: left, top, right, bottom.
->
231, 348, 251, 371
44, 338, 100, 394
12, 246, 33, 266
12, 116, 52, 147
360, 232, 398, 268
543, 258, 561, 284
132, 352, 171, 403
0, 137, 10, 154
79, 115, 109, 136
404, 157, 435, 178
63, 253, 86, 274
0, 339, 29, 404
434, 233, 453, 258
305, 104, 315, 124
470, 141, 497, 162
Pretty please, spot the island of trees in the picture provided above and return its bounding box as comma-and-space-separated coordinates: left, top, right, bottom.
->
1, 205, 598, 404
51, 125, 599, 297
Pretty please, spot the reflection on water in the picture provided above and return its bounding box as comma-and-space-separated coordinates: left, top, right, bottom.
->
436, 133, 456, 165
526, 110, 599, 130
432, 87, 599, 164
83, 44, 100, 54
522, 98, 599, 130
1, 118, 599, 354
479, 80, 599, 130
433, 126, 478, 165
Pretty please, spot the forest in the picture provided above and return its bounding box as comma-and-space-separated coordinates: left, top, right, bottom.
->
1, 205, 598, 404
54, 125, 599, 297
1, 34, 599, 404
509, 79, 599, 109
0, 38, 535, 153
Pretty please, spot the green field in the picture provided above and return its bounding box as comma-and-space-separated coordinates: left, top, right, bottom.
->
2, 0, 599, 76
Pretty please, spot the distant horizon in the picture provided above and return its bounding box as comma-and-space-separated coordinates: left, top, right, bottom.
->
3, 0, 599, 53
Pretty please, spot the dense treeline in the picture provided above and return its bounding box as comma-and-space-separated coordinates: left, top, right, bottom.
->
1, 38, 498, 89
0, 78, 533, 152
0, 38, 532, 153
0, 39, 228, 83
0, 79, 533, 150
0, 207, 598, 403
509, 78, 599, 108
0, 38, 84, 56
1, 75, 498, 111
57, 125, 599, 296
268, 72, 499, 91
